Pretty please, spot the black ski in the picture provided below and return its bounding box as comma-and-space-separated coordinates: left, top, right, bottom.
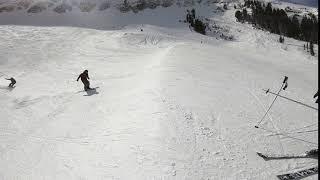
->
277, 166, 318, 180
257, 152, 317, 161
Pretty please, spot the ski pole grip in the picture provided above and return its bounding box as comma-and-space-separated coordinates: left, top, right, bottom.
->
265, 89, 270, 94
283, 76, 288, 83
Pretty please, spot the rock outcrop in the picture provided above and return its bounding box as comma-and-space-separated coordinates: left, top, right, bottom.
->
53, 3, 72, 13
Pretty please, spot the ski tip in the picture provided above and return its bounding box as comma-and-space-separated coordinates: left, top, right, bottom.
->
256, 152, 269, 160
256, 152, 263, 157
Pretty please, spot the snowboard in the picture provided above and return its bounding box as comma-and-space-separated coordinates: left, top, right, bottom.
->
79, 86, 99, 92
85, 87, 97, 91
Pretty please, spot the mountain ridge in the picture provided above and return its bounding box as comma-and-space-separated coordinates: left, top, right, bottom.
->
0, 0, 232, 13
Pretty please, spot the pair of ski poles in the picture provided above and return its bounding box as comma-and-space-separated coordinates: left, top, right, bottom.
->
255, 76, 318, 129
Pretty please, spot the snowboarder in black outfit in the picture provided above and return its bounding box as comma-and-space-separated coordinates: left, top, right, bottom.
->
313, 90, 318, 103
5, 77, 16, 88
77, 70, 92, 91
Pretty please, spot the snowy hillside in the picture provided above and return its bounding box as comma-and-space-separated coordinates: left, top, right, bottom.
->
0, 1, 318, 180
280, 0, 318, 7
264, 0, 318, 16
0, 0, 233, 14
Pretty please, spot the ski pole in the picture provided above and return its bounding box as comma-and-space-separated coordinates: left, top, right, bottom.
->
255, 76, 288, 128
263, 89, 318, 111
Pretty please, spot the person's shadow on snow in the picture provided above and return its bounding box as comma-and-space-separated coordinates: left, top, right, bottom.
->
83, 87, 99, 96
0, 85, 15, 91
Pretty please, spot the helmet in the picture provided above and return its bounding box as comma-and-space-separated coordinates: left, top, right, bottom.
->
84, 70, 88, 73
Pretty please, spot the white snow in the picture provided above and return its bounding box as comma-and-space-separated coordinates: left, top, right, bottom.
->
0, 1, 318, 180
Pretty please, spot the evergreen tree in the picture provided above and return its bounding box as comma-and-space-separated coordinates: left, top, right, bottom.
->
189, 9, 195, 27
120, 0, 130, 12
136, 0, 146, 11
279, 36, 284, 43
124, 0, 128, 6
186, 10, 191, 23
242, 9, 248, 21
265, 2, 272, 15
310, 42, 315, 56
301, 16, 312, 41
194, 19, 206, 35
235, 10, 243, 22
191, 9, 196, 19
291, 15, 301, 38
223, 4, 228, 10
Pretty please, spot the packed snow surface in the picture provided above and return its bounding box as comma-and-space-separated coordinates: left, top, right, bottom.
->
0, 2, 318, 180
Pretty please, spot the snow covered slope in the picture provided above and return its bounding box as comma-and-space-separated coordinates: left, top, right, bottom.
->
280, 0, 318, 7
0, 1, 318, 180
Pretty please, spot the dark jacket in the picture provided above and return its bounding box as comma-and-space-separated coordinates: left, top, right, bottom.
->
77, 72, 89, 83
6, 78, 16, 83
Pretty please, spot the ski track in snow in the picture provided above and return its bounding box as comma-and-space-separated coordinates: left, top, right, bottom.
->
0, 2, 318, 180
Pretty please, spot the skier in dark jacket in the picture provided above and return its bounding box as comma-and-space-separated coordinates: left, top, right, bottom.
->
5, 77, 16, 88
313, 91, 318, 103
77, 70, 92, 91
